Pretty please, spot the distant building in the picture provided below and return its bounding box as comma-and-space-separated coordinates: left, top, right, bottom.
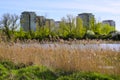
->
102, 20, 115, 27
20, 11, 36, 31
77, 13, 95, 29
36, 16, 46, 29
55, 21, 61, 27
45, 19, 55, 28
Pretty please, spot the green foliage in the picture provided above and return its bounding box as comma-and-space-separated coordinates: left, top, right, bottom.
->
58, 19, 69, 38
0, 60, 16, 70
57, 72, 115, 80
57, 16, 86, 39
14, 28, 26, 40
75, 17, 86, 39
14, 66, 57, 80
34, 26, 50, 41
95, 23, 115, 36
85, 30, 96, 39
100, 24, 115, 35
0, 14, 117, 41
90, 16, 96, 31
0, 64, 9, 79
0, 61, 57, 80
0, 60, 120, 80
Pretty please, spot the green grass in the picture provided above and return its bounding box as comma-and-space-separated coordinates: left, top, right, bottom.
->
57, 72, 116, 80
0, 60, 120, 80
0, 60, 57, 80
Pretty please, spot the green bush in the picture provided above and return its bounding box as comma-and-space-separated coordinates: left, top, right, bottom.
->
57, 72, 115, 80
14, 66, 57, 80
0, 60, 17, 70
0, 60, 57, 80
0, 60, 120, 80
0, 64, 9, 79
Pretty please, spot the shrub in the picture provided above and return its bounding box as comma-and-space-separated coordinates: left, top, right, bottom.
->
0, 60, 58, 80
0, 60, 16, 70
0, 64, 9, 79
57, 72, 114, 80
14, 66, 57, 80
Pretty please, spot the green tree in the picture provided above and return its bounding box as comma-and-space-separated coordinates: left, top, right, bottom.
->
58, 18, 69, 38
90, 17, 95, 31
100, 24, 115, 35
75, 17, 86, 38
94, 22, 102, 35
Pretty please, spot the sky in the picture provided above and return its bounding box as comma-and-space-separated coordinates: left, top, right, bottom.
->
0, 0, 120, 31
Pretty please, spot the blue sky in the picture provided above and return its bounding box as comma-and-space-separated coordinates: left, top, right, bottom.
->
0, 0, 120, 31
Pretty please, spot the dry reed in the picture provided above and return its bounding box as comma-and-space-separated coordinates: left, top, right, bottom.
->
0, 41, 120, 75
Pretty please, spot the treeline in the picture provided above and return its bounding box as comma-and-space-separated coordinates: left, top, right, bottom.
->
0, 14, 119, 42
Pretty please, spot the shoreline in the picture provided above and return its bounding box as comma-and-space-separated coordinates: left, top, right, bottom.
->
9, 39, 120, 44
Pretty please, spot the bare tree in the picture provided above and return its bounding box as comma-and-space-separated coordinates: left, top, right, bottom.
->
66, 15, 76, 34
10, 14, 19, 32
0, 13, 19, 40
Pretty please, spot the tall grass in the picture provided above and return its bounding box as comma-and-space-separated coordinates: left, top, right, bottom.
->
0, 41, 120, 75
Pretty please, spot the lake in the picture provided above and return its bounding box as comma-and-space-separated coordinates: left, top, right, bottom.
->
23, 43, 120, 52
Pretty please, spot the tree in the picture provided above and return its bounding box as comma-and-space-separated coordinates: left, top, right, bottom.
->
94, 22, 102, 35
10, 14, 19, 32
90, 17, 95, 31
66, 15, 76, 34
76, 17, 86, 38
58, 17, 69, 38
100, 24, 115, 35
58, 15, 76, 39
0, 13, 19, 40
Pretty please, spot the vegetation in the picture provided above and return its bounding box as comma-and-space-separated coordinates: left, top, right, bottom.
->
0, 13, 118, 42
0, 60, 57, 80
0, 13, 120, 79
0, 60, 120, 80
0, 13, 19, 41
0, 42, 120, 74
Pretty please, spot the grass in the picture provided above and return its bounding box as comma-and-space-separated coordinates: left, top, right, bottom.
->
0, 60, 57, 80
0, 41, 120, 76
57, 72, 118, 80
0, 60, 120, 80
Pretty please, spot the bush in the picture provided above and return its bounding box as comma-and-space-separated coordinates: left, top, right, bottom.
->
0, 64, 9, 79
14, 66, 57, 80
0, 60, 57, 80
57, 72, 114, 80
0, 60, 120, 80
0, 60, 16, 70
111, 32, 120, 40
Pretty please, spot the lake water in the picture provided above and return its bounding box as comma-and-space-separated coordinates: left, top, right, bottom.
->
39, 43, 120, 51
17, 43, 120, 52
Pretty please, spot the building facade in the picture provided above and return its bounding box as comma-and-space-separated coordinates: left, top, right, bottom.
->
55, 21, 61, 27
102, 20, 115, 27
20, 11, 36, 31
36, 16, 46, 29
45, 19, 55, 28
77, 13, 95, 29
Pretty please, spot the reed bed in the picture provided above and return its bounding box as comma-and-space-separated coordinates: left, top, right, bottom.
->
0, 41, 120, 75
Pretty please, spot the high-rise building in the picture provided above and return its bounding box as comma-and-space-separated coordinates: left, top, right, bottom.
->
77, 13, 95, 29
55, 21, 61, 27
20, 11, 36, 31
36, 16, 46, 29
45, 19, 55, 28
102, 20, 115, 27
